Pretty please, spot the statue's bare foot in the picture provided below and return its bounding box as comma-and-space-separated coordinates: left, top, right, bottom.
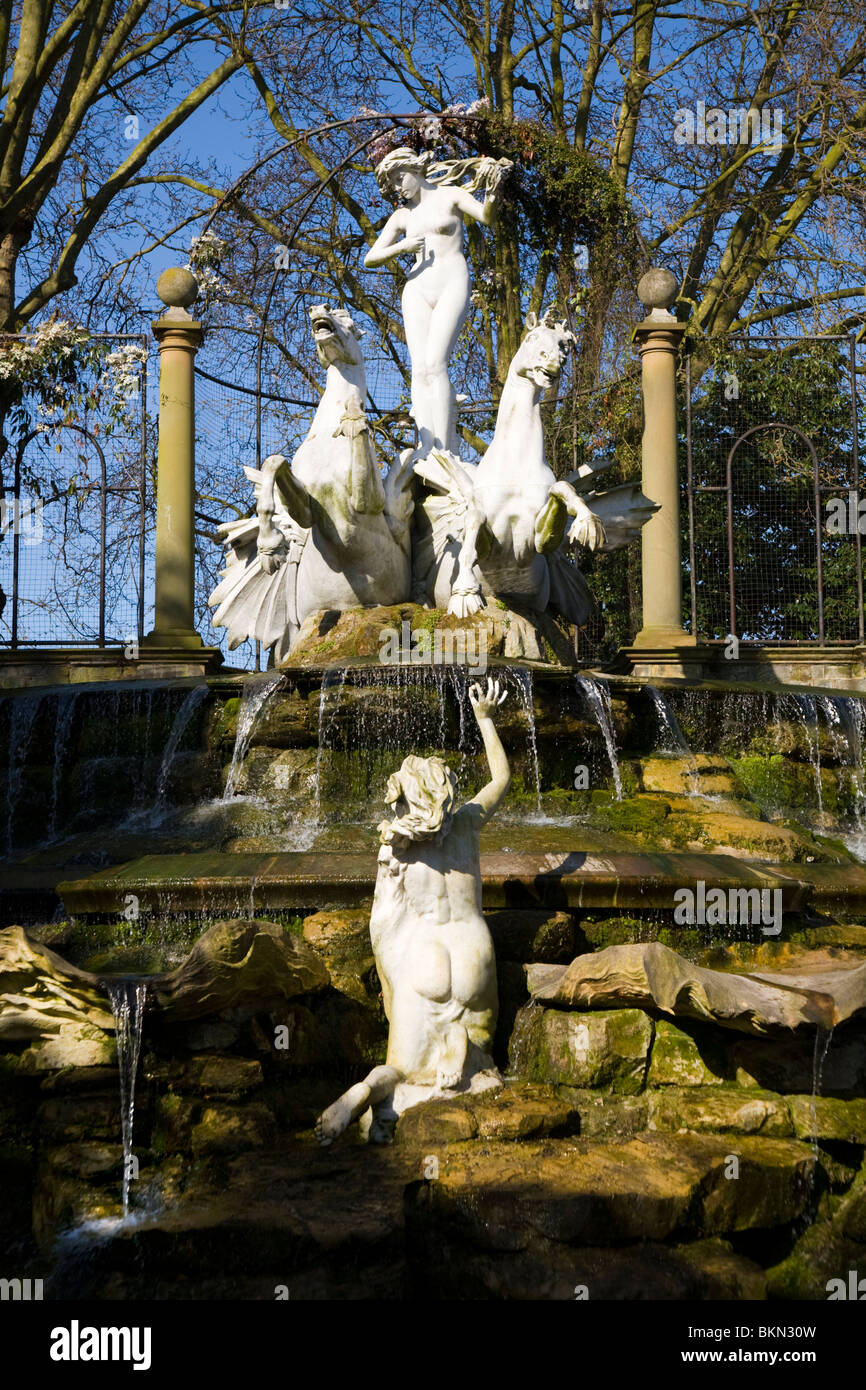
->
436, 1022, 469, 1091
315, 1097, 355, 1146
315, 1079, 372, 1146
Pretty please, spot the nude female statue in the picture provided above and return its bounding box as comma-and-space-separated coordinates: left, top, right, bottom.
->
364, 147, 511, 455
315, 677, 510, 1145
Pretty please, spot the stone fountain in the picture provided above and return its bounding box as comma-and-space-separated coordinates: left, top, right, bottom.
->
2, 154, 866, 1303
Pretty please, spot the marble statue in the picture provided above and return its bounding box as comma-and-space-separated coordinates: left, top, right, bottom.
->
207, 152, 658, 659
365, 147, 512, 455
316, 677, 510, 1145
209, 304, 413, 662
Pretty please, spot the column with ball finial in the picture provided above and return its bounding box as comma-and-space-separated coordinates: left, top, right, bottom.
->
142, 268, 207, 651
631, 267, 694, 649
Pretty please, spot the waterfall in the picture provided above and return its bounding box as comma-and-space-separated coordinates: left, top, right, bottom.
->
506, 999, 542, 1077
223, 671, 285, 800
830, 696, 866, 857
313, 667, 347, 819
575, 675, 623, 800
151, 684, 209, 819
106, 979, 148, 1217
4, 692, 42, 855
47, 690, 80, 842
792, 694, 823, 818
510, 669, 542, 813
645, 685, 701, 797
809, 1025, 834, 1171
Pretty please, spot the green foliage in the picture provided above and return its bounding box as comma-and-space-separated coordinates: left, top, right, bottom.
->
476, 114, 637, 269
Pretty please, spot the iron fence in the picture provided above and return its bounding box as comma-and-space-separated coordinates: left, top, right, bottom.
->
0, 332, 149, 649
683, 334, 866, 645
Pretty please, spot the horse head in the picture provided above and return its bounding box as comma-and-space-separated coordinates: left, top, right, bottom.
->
309, 303, 364, 370
514, 308, 576, 389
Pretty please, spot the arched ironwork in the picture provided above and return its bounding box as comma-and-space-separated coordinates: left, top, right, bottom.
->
725, 422, 822, 642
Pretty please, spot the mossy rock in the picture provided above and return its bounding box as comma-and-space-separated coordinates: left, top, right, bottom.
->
648, 1086, 793, 1137
512, 1005, 653, 1094
789, 1095, 866, 1143
189, 1102, 276, 1157
647, 1019, 730, 1087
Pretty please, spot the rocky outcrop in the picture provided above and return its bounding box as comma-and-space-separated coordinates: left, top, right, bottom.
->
531, 940, 866, 1034
0, 926, 115, 1069
154, 918, 329, 1020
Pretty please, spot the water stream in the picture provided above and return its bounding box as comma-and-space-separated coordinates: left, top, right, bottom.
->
105, 978, 148, 1217
48, 690, 80, 842
223, 672, 285, 800
645, 685, 701, 797
575, 675, 623, 800
4, 692, 42, 855
509, 669, 542, 814
151, 684, 210, 820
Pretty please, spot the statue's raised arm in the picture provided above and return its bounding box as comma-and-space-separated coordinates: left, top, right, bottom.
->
463, 677, 511, 823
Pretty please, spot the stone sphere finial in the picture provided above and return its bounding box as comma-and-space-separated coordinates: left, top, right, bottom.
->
156, 267, 198, 310
637, 266, 678, 313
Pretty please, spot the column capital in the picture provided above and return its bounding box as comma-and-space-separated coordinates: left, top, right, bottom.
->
632, 314, 688, 350
151, 314, 202, 351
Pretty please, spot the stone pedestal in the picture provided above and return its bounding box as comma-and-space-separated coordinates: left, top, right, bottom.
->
631, 307, 692, 649
141, 268, 222, 670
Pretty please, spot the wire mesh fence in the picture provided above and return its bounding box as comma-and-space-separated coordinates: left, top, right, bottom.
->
0, 332, 148, 649
683, 335, 865, 644
4, 322, 863, 665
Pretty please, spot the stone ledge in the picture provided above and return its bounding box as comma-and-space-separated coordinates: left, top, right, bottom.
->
51, 849, 854, 916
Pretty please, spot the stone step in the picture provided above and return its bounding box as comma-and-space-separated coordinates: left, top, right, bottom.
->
45, 1132, 816, 1299
406, 1132, 816, 1250
52, 850, 866, 917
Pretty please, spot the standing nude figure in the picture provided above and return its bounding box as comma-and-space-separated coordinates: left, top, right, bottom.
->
316, 677, 510, 1145
365, 147, 511, 455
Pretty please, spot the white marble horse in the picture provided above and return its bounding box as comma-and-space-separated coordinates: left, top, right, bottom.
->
209, 305, 413, 662
413, 309, 657, 623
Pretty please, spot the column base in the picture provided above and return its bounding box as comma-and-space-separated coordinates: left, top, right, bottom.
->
141, 628, 208, 651
618, 638, 703, 682
631, 626, 697, 649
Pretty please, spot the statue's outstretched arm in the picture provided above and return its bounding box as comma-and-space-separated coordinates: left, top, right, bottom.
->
464, 678, 510, 822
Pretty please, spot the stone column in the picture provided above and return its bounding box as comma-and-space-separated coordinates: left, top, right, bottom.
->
631, 268, 693, 648
142, 268, 205, 650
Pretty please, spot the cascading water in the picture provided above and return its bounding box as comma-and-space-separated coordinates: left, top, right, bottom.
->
106, 979, 148, 1217
575, 675, 623, 800
835, 697, 866, 856
47, 690, 80, 842
151, 684, 210, 820
506, 999, 542, 1077
4, 692, 42, 855
314, 667, 347, 820
809, 1025, 834, 1173
510, 669, 542, 814
223, 671, 285, 800
792, 694, 824, 818
645, 685, 701, 797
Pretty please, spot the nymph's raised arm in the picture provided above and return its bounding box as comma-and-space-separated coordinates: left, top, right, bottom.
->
452, 185, 498, 229
464, 678, 510, 822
